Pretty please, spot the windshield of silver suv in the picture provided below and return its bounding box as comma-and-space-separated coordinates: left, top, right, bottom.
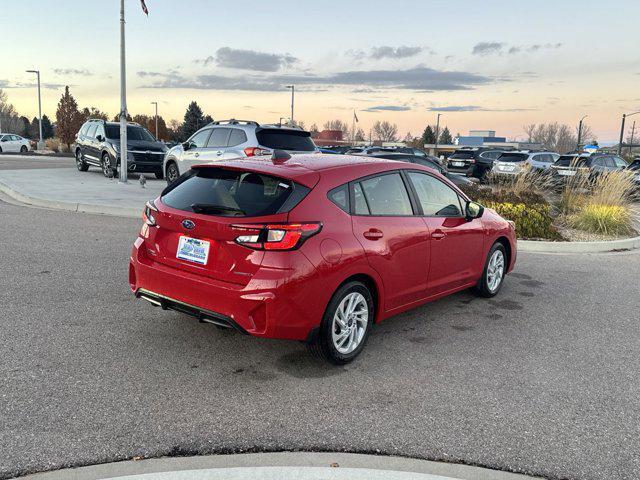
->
105, 124, 156, 141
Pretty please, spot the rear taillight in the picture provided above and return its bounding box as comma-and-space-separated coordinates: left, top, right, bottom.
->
142, 200, 158, 227
232, 223, 322, 251
244, 147, 270, 157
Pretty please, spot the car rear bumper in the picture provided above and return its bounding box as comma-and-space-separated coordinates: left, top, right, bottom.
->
129, 237, 319, 341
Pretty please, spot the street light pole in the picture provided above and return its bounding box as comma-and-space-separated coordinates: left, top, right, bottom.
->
629, 121, 636, 157
25, 70, 43, 149
119, 0, 128, 183
434, 113, 442, 157
151, 101, 158, 139
286, 85, 295, 125
576, 114, 588, 152
618, 111, 640, 156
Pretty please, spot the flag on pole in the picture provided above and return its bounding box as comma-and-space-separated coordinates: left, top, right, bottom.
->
140, 0, 149, 15
354, 110, 359, 123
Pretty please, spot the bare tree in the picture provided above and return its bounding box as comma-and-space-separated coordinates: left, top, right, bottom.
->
522, 122, 596, 153
322, 119, 350, 139
372, 120, 399, 142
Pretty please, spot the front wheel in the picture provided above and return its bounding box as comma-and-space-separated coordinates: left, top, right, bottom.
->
308, 281, 374, 365
101, 153, 116, 178
165, 161, 179, 184
474, 242, 507, 298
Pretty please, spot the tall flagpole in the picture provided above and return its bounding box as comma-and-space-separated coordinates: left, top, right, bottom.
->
119, 0, 128, 183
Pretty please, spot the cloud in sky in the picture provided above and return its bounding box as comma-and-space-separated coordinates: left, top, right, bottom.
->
370, 46, 423, 60
427, 105, 536, 112
4, 81, 67, 90
363, 105, 411, 112
194, 47, 298, 72
472, 42, 506, 56
140, 66, 494, 92
474, 42, 562, 56
53, 68, 93, 76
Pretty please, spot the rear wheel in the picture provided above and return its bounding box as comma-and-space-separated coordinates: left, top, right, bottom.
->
166, 161, 179, 184
20, 145, 28, 153
75, 149, 89, 172
308, 281, 373, 365
474, 242, 506, 297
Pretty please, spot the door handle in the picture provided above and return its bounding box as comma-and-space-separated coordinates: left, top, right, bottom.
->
216, 150, 223, 156
431, 230, 446, 240
194, 152, 200, 158
363, 229, 383, 240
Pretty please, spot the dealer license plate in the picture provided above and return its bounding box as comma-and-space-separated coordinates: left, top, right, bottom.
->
176, 236, 210, 265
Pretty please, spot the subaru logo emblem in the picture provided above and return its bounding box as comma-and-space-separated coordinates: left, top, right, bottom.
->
182, 219, 195, 230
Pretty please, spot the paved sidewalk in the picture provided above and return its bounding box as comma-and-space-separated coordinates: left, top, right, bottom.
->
0, 167, 163, 217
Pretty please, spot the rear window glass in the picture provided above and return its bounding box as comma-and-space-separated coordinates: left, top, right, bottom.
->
162, 168, 301, 217
255, 129, 316, 152
497, 153, 528, 162
450, 152, 475, 160
556, 156, 588, 167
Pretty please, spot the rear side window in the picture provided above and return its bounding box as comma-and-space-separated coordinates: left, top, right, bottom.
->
357, 173, 413, 216
255, 129, 316, 152
328, 185, 349, 213
407, 172, 462, 217
228, 129, 248, 147
161, 168, 307, 217
207, 128, 230, 148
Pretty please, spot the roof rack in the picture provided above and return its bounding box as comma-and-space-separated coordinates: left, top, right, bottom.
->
208, 119, 260, 126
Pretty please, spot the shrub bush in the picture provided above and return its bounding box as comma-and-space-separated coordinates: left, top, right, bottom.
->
484, 201, 562, 240
568, 204, 634, 236
45, 138, 61, 153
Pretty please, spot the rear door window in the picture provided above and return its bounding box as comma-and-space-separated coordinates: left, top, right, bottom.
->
255, 129, 316, 151
407, 171, 463, 217
357, 173, 413, 216
161, 168, 306, 217
207, 128, 231, 148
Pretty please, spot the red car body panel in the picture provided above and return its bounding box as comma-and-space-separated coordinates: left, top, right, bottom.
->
129, 155, 516, 341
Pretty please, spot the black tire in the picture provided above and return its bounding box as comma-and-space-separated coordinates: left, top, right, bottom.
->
20, 145, 28, 153
474, 242, 507, 298
0, 146, 3, 153
165, 161, 179, 184
154, 170, 164, 180
101, 153, 116, 178
75, 149, 89, 172
308, 281, 374, 365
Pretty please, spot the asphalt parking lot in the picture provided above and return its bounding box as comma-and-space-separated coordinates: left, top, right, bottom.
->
1, 196, 639, 480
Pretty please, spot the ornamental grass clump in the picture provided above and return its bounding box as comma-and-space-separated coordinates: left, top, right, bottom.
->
568, 204, 633, 236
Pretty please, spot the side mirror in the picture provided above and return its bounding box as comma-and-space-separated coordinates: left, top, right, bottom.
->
465, 201, 484, 221
96, 135, 104, 142
182, 141, 191, 151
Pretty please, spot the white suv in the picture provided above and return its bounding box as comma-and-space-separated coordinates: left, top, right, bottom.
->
0, 134, 31, 153
492, 150, 560, 175
163, 120, 318, 184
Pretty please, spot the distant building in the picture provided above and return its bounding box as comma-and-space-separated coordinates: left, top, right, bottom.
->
456, 130, 506, 147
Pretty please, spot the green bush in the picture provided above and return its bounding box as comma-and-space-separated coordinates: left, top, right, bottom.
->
484, 201, 563, 240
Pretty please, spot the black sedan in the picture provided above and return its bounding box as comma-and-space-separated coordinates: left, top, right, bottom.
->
369, 152, 475, 188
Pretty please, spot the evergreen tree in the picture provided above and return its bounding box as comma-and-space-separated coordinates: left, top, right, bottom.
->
41, 115, 54, 139
181, 101, 205, 139
422, 125, 436, 144
55, 86, 83, 150
439, 126, 453, 145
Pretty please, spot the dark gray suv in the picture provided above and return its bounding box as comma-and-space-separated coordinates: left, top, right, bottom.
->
75, 119, 167, 178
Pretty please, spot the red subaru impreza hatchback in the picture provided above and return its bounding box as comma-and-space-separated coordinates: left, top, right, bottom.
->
129, 153, 516, 364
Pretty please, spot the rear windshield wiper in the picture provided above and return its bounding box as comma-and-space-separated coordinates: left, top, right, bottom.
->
190, 203, 245, 216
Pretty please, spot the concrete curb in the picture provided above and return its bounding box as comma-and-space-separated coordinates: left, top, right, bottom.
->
0, 178, 140, 218
15, 452, 544, 480
518, 235, 640, 253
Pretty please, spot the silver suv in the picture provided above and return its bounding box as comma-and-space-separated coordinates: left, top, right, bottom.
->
163, 120, 318, 183
492, 150, 560, 175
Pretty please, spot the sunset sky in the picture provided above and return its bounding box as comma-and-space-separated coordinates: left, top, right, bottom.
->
2, 0, 639, 142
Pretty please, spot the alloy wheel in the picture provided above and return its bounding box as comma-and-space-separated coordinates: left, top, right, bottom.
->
486, 250, 505, 292
167, 164, 179, 183
331, 292, 369, 354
